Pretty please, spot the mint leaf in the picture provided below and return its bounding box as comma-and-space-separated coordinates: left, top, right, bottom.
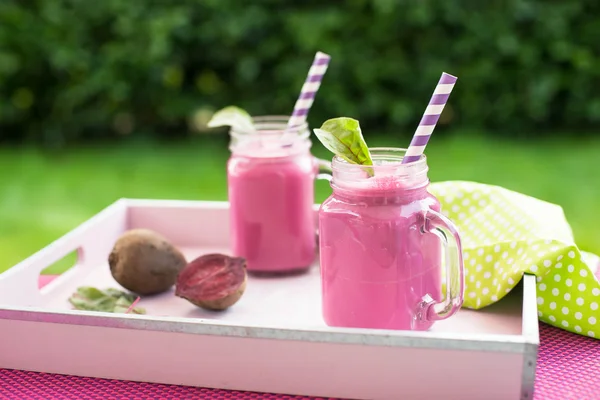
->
313, 117, 373, 167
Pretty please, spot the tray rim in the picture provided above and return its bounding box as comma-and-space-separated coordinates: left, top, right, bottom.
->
0, 198, 540, 356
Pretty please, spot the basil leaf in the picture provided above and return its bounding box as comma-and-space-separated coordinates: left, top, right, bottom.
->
313, 117, 373, 166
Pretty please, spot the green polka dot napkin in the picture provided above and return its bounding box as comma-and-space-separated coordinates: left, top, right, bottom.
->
429, 181, 600, 340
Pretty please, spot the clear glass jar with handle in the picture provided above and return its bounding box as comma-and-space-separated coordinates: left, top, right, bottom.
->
227, 116, 331, 274
318, 148, 464, 330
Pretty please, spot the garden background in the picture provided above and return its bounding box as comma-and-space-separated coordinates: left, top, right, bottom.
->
1, 0, 599, 273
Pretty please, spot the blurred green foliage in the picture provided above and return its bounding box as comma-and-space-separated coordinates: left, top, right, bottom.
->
1, 0, 599, 146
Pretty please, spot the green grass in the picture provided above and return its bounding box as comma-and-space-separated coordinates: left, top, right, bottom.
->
1, 133, 599, 275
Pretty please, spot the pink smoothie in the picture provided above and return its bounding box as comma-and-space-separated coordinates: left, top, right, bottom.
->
319, 176, 444, 330
227, 146, 317, 273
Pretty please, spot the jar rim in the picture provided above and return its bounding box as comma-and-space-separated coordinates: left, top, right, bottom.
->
329, 147, 430, 193
230, 115, 309, 137
332, 147, 428, 172
228, 115, 311, 156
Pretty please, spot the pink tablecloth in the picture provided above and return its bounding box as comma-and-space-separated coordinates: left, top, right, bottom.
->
0, 276, 598, 400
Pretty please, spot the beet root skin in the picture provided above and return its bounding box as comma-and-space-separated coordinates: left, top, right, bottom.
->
175, 253, 247, 311
108, 229, 187, 296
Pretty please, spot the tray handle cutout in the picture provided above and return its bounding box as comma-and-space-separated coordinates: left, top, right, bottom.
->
0, 200, 127, 307
39, 248, 80, 277
0, 236, 87, 306
38, 247, 82, 290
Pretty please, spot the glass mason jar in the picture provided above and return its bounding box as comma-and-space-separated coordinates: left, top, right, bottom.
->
318, 148, 464, 331
227, 116, 331, 274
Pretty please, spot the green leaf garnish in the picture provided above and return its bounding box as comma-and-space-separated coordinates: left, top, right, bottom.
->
313, 117, 374, 167
68, 286, 146, 314
207, 105, 255, 131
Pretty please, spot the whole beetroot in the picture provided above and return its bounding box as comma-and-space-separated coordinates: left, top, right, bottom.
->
108, 229, 187, 296
175, 253, 247, 311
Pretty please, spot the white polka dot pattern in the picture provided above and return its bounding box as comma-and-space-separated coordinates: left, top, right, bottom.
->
430, 181, 600, 340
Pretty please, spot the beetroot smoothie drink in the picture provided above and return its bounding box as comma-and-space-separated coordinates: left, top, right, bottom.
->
227, 116, 330, 273
319, 148, 464, 330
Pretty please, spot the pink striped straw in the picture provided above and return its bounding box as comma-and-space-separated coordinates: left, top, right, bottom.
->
401, 72, 458, 164
287, 51, 331, 129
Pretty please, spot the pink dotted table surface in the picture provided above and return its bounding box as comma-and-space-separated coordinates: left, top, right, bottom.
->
0, 276, 598, 400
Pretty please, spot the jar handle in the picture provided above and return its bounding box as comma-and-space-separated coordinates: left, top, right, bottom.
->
313, 157, 332, 182
418, 209, 465, 321
312, 157, 332, 249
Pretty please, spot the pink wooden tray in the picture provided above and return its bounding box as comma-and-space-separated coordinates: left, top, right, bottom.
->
0, 199, 539, 400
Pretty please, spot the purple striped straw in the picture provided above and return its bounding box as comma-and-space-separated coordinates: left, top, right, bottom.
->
287, 51, 331, 129
401, 72, 458, 164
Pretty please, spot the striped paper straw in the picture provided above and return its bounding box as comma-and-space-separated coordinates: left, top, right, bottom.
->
287, 51, 331, 129
401, 72, 458, 164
